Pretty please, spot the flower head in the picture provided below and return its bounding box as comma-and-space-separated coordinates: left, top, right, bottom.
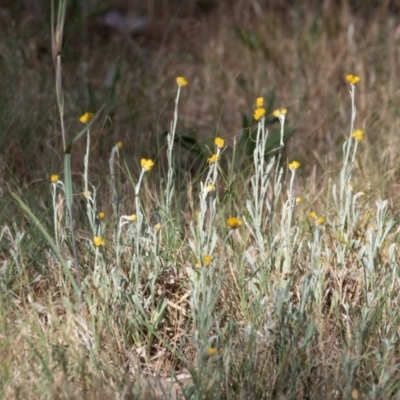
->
82, 190, 91, 199
254, 107, 266, 121
93, 236, 104, 247
208, 154, 219, 164
256, 97, 264, 108
154, 223, 162, 231
352, 129, 364, 142
117, 141, 123, 149
346, 74, 360, 85
141, 158, 155, 172
206, 347, 217, 357
227, 217, 243, 229
214, 137, 225, 149
98, 212, 105, 219
316, 216, 325, 226
203, 255, 212, 266
309, 211, 317, 219
296, 197, 303, 204
176, 76, 188, 87
289, 160, 300, 171
79, 112, 94, 124
50, 174, 59, 183
205, 184, 215, 193
130, 214, 137, 222
273, 108, 287, 118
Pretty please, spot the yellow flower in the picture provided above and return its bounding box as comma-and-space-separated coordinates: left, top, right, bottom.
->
316, 216, 325, 226
154, 223, 162, 231
98, 212, 105, 219
203, 255, 212, 266
254, 107, 266, 121
50, 174, 59, 183
130, 214, 137, 222
352, 129, 364, 142
309, 211, 317, 219
93, 236, 104, 247
176, 76, 188, 87
351, 389, 359, 400
346, 74, 361, 85
273, 108, 287, 118
208, 154, 219, 163
288, 160, 300, 170
205, 184, 215, 192
141, 158, 155, 172
256, 97, 264, 108
227, 217, 243, 229
195, 262, 201, 268
214, 137, 225, 149
117, 142, 123, 149
206, 347, 217, 357
79, 112, 94, 124
296, 197, 302, 204
82, 190, 91, 199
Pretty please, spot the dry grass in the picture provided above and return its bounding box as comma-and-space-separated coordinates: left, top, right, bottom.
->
2, 1, 400, 399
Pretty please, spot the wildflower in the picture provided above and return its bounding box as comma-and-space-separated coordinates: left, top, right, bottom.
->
50, 174, 59, 183
254, 107, 266, 121
98, 212, 105, 219
176, 76, 188, 87
316, 216, 325, 226
208, 154, 219, 163
117, 142, 123, 149
214, 137, 225, 149
351, 389, 359, 400
154, 223, 162, 231
206, 347, 217, 357
227, 217, 243, 229
288, 160, 300, 171
346, 74, 360, 85
82, 190, 91, 199
195, 262, 201, 268
141, 158, 155, 172
256, 97, 264, 108
203, 255, 212, 266
93, 236, 104, 247
79, 112, 94, 124
129, 214, 137, 222
296, 197, 303, 204
273, 108, 287, 118
352, 129, 364, 142
309, 211, 317, 219
205, 184, 215, 193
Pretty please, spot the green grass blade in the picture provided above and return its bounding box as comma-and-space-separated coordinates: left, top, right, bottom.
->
11, 192, 80, 298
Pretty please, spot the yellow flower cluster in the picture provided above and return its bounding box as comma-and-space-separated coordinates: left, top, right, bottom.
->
346, 74, 360, 85
98, 212, 105, 219
208, 154, 219, 164
254, 107, 266, 121
310, 211, 325, 226
176, 76, 188, 87
273, 108, 287, 118
288, 160, 300, 171
205, 183, 215, 193
214, 137, 225, 149
141, 158, 155, 172
227, 217, 243, 229
50, 174, 59, 183
352, 129, 364, 142
79, 112, 94, 124
203, 255, 212, 266
93, 236, 104, 247
256, 97, 264, 108
207, 347, 217, 357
